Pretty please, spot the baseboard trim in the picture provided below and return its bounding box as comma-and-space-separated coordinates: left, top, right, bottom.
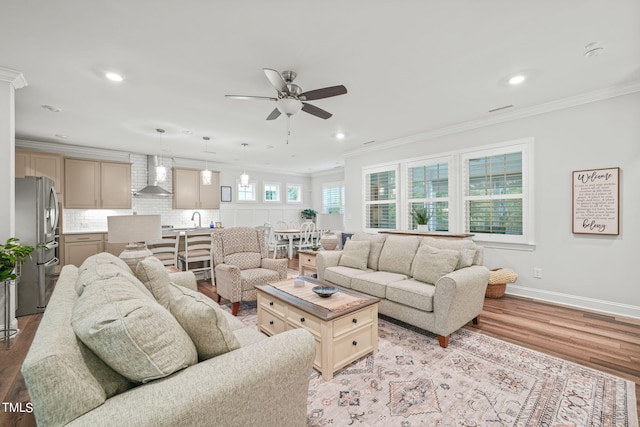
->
505, 285, 640, 320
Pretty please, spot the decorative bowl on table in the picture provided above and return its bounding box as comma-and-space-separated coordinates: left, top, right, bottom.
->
312, 285, 338, 298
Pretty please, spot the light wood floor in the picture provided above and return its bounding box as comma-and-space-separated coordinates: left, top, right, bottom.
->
2, 259, 639, 425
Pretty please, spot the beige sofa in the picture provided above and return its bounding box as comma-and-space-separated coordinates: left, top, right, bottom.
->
22, 253, 315, 427
317, 233, 489, 347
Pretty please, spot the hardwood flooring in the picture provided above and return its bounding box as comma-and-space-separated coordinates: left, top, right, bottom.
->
2, 259, 639, 425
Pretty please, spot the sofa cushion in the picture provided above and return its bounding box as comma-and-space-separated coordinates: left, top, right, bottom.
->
76, 252, 152, 298
386, 279, 436, 312
224, 252, 262, 270
420, 237, 477, 270
324, 266, 371, 288
351, 271, 408, 299
71, 276, 198, 383
167, 283, 241, 360
377, 235, 421, 276
135, 256, 171, 308
411, 244, 460, 284
350, 232, 388, 270
338, 240, 371, 270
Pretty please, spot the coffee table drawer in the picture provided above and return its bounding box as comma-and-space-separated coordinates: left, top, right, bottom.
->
260, 309, 286, 336
332, 325, 375, 370
333, 306, 375, 338
258, 294, 286, 317
287, 305, 321, 336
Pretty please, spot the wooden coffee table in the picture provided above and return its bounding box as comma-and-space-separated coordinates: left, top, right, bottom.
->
256, 277, 379, 380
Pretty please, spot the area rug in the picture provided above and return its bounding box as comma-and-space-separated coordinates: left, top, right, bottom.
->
226, 303, 638, 427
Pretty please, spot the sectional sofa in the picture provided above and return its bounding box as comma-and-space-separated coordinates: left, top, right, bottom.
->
317, 232, 490, 347
21, 253, 315, 427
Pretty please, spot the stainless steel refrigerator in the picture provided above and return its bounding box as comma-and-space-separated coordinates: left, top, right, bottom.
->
15, 176, 60, 316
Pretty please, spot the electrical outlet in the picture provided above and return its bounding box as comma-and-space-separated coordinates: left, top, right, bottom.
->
533, 268, 542, 279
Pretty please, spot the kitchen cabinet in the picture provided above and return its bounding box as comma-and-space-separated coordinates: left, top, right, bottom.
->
15, 150, 64, 197
172, 167, 220, 209
64, 158, 131, 209
62, 233, 127, 267
63, 233, 104, 267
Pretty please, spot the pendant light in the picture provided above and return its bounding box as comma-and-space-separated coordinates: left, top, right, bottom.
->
200, 136, 213, 185
240, 143, 249, 187
155, 129, 168, 183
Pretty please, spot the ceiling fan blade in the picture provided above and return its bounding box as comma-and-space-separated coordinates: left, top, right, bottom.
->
266, 108, 282, 120
225, 95, 277, 101
301, 103, 332, 119
300, 85, 347, 101
263, 68, 287, 93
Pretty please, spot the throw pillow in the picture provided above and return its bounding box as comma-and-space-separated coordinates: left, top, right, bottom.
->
167, 283, 241, 360
420, 237, 477, 270
350, 232, 388, 270
76, 253, 153, 299
338, 240, 371, 270
71, 276, 197, 383
411, 244, 460, 284
136, 256, 171, 308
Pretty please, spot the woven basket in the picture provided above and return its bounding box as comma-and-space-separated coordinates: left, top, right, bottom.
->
485, 268, 518, 298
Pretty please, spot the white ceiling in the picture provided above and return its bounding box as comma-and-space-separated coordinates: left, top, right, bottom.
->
2, 1, 639, 175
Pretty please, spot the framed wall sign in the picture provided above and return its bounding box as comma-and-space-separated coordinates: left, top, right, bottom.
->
221, 186, 232, 202
572, 167, 620, 235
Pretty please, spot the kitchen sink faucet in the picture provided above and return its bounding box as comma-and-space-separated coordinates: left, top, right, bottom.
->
190, 211, 202, 228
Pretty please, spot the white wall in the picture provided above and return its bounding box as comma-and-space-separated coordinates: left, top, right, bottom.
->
310, 169, 345, 213
343, 92, 640, 318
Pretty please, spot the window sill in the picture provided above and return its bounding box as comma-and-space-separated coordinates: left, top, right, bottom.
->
472, 240, 536, 251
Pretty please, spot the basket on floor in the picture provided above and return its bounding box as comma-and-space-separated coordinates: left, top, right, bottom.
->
486, 268, 518, 298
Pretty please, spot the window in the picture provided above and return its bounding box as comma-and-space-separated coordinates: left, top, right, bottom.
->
237, 180, 256, 202
406, 158, 450, 231
286, 184, 303, 203
263, 182, 281, 202
322, 182, 345, 214
462, 140, 531, 244
363, 166, 398, 230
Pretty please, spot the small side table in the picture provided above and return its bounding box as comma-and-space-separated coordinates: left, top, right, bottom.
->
298, 249, 320, 277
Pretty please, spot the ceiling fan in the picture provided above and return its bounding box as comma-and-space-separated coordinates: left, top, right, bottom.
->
225, 69, 347, 120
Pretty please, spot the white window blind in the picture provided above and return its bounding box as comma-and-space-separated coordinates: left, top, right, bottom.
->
406, 159, 449, 231
322, 182, 344, 214
463, 148, 527, 241
364, 167, 397, 230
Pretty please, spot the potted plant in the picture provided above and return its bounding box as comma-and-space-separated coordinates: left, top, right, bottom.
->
411, 207, 431, 232
1, 238, 36, 282
300, 208, 317, 221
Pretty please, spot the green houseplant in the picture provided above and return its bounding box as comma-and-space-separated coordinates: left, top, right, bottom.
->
300, 208, 317, 220
411, 207, 431, 231
0, 238, 36, 282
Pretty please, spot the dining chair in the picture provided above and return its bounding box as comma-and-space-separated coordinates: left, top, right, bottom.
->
294, 221, 317, 253
275, 220, 288, 230
177, 230, 213, 280
147, 234, 180, 268
288, 220, 300, 229
265, 223, 289, 259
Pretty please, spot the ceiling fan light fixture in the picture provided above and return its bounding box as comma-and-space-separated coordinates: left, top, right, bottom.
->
276, 97, 303, 116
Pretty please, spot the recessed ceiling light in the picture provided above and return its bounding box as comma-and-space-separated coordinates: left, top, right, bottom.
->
41, 104, 61, 112
105, 72, 124, 82
508, 75, 525, 85
181, 130, 194, 135
335, 132, 346, 140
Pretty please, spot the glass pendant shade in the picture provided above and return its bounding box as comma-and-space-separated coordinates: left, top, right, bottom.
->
240, 172, 249, 187
155, 165, 167, 183
201, 169, 213, 185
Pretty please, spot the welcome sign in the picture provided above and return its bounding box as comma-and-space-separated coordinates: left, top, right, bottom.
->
572, 167, 620, 235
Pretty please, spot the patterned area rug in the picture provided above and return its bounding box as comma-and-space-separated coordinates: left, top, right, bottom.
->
227, 304, 638, 427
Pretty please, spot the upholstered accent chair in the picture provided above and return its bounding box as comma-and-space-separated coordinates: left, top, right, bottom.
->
211, 227, 288, 315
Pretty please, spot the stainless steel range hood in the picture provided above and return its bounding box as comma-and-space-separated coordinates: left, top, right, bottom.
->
134, 155, 172, 197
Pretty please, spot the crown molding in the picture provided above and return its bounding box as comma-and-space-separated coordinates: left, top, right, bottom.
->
344, 80, 640, 158
0, 66, 28, 89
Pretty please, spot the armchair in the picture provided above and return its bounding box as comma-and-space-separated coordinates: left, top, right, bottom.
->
211, 227, 288, 315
